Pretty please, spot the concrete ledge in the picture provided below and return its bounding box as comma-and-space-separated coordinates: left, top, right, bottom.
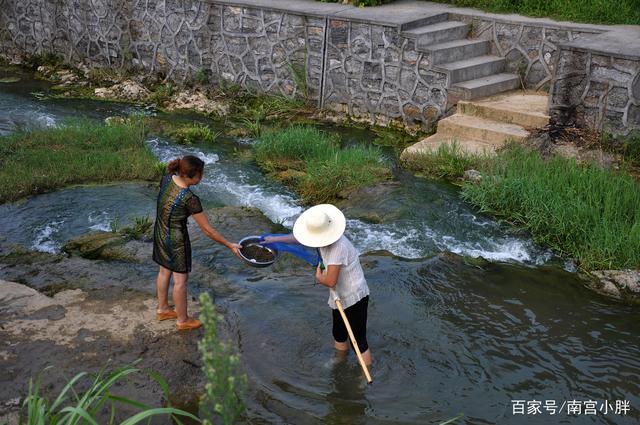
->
559, 27, 640, 60
205, 0, 624, 32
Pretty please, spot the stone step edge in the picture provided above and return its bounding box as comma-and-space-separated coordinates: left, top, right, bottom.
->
457, 100, 551, 128
437, 114, 530, 142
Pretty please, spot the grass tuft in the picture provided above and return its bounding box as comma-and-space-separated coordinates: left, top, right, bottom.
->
431, 0, 640, 25
0, 119, 160, 203
461, 144, 640, 270
166, 123, 220, 144
401, 141, 489, 179
255, 125, 391, 203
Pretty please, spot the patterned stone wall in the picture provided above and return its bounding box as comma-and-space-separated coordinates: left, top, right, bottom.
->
455, 14, 601, 91
0, 0, 321, 99
549, 49, 640, 135
323, 20, 447, 129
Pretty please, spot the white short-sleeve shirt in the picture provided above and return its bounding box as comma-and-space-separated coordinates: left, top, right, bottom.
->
319, 235, 369, 309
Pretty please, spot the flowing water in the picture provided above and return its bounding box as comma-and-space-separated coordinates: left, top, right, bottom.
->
0, 74, 638, 424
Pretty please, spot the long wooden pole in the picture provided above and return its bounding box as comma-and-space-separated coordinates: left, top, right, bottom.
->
332, 291, 372, 384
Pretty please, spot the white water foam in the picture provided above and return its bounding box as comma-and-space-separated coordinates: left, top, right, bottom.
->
348, 219, 549, 263
200, 172, 303, 227
88, 211, 113, 232
147, 138, 219, 165
31, 220, 64, 253
146, 137, 545, 264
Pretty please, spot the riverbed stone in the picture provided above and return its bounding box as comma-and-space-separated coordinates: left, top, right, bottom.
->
590, 270, 640, 304
165, 89, 230, 116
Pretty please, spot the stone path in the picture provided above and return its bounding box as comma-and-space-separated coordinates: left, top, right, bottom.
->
401, 90, 550, 156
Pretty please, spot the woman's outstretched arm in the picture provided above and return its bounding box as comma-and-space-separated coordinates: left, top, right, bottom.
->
192, 212, 241, 256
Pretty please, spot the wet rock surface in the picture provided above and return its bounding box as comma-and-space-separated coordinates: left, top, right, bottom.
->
165, 90, 230, 117
0, 280, 205, 424
0, 206, 278, 422
590, 269, 640, 304
94, 80, 150, 102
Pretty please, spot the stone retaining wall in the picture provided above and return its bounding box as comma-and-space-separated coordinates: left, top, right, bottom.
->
322, 19, 447, 128
0, 0, 638, 134
549, 48, 640, 135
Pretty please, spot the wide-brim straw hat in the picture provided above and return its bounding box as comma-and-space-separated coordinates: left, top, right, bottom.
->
293, 204, 346, 248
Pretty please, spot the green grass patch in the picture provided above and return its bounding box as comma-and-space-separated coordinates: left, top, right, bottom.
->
0, 119, 160, 203
165, 123, 220, 144
433, 0, 640, 25
401, 141, 489, 179
255, 125, 391, 203
461, 144, 640, 270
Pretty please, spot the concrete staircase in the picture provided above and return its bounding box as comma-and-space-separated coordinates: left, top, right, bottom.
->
402, 14, 520, 100
402, 91, 550, 157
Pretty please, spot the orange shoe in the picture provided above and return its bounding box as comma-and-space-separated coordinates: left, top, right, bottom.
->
176, 318, 201, 330
156, 310, 178, 321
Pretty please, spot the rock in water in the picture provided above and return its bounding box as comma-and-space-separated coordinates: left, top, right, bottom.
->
94, 80, 150, 102
165, 89, 230, 117
589, 269, 640, 304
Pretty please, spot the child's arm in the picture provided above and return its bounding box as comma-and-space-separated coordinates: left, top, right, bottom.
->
315, 264, 340, 288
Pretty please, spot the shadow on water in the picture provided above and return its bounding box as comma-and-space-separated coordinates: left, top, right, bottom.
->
0, 74, 638, 425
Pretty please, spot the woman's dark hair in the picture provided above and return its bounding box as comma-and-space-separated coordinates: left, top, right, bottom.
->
167, 155, 205, 178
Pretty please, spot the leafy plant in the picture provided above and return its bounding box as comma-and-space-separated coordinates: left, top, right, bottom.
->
166, 123, 220, 144
149, 83, 175, 106
121, 215, 153, 240
154, 160, 167, 178
21, 363, 200, 425
196, 69, 209, 85
198, 293, 247, 425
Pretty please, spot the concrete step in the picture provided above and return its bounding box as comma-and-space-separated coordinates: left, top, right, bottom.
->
400, 13, 449, 31
425, 39, 490, 65
458, 92, 550, 128
436, 55, 505, 85
437, 114, 530, 144
404, 21, 470, 47
401, 134, 501, 158
449, 73, 520, 100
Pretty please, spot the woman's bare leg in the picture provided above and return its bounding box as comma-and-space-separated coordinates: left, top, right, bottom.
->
173, 272, 189, 323
156, 266, 172, 313
360, 349, 372, 367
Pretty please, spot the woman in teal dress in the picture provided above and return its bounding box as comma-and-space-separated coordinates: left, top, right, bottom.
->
153, 155, 240, 330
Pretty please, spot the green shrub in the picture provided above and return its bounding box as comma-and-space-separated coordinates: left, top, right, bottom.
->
22, 363, 199, 425
149, 83, 175, 106
166, 123, 219, 144
122, 215, 153, 240
622, 131, 640, 166
198, 293, 247, 425
461, 144, 640, 270
0, 119, 159, 203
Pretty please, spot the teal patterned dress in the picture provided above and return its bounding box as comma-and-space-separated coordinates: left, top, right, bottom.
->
152, 174, 203, 273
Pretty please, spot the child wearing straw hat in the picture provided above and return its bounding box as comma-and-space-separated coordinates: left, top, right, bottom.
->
267, 204, 372, 366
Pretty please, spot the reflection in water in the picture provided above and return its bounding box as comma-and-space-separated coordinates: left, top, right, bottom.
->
325, 357, 368, 425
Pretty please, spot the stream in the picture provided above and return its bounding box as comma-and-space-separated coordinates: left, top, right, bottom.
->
0, 73, 638, 424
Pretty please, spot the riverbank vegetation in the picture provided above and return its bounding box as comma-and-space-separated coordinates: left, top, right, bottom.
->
22, 363, 199, 424
321, 0, 640, 25
435, 0, 640, 25
0, 120, 160, 203
255, 125, 392, 203
407, 142, 640, 271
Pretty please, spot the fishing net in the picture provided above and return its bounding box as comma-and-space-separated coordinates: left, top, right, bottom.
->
260, 233, 320, 266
